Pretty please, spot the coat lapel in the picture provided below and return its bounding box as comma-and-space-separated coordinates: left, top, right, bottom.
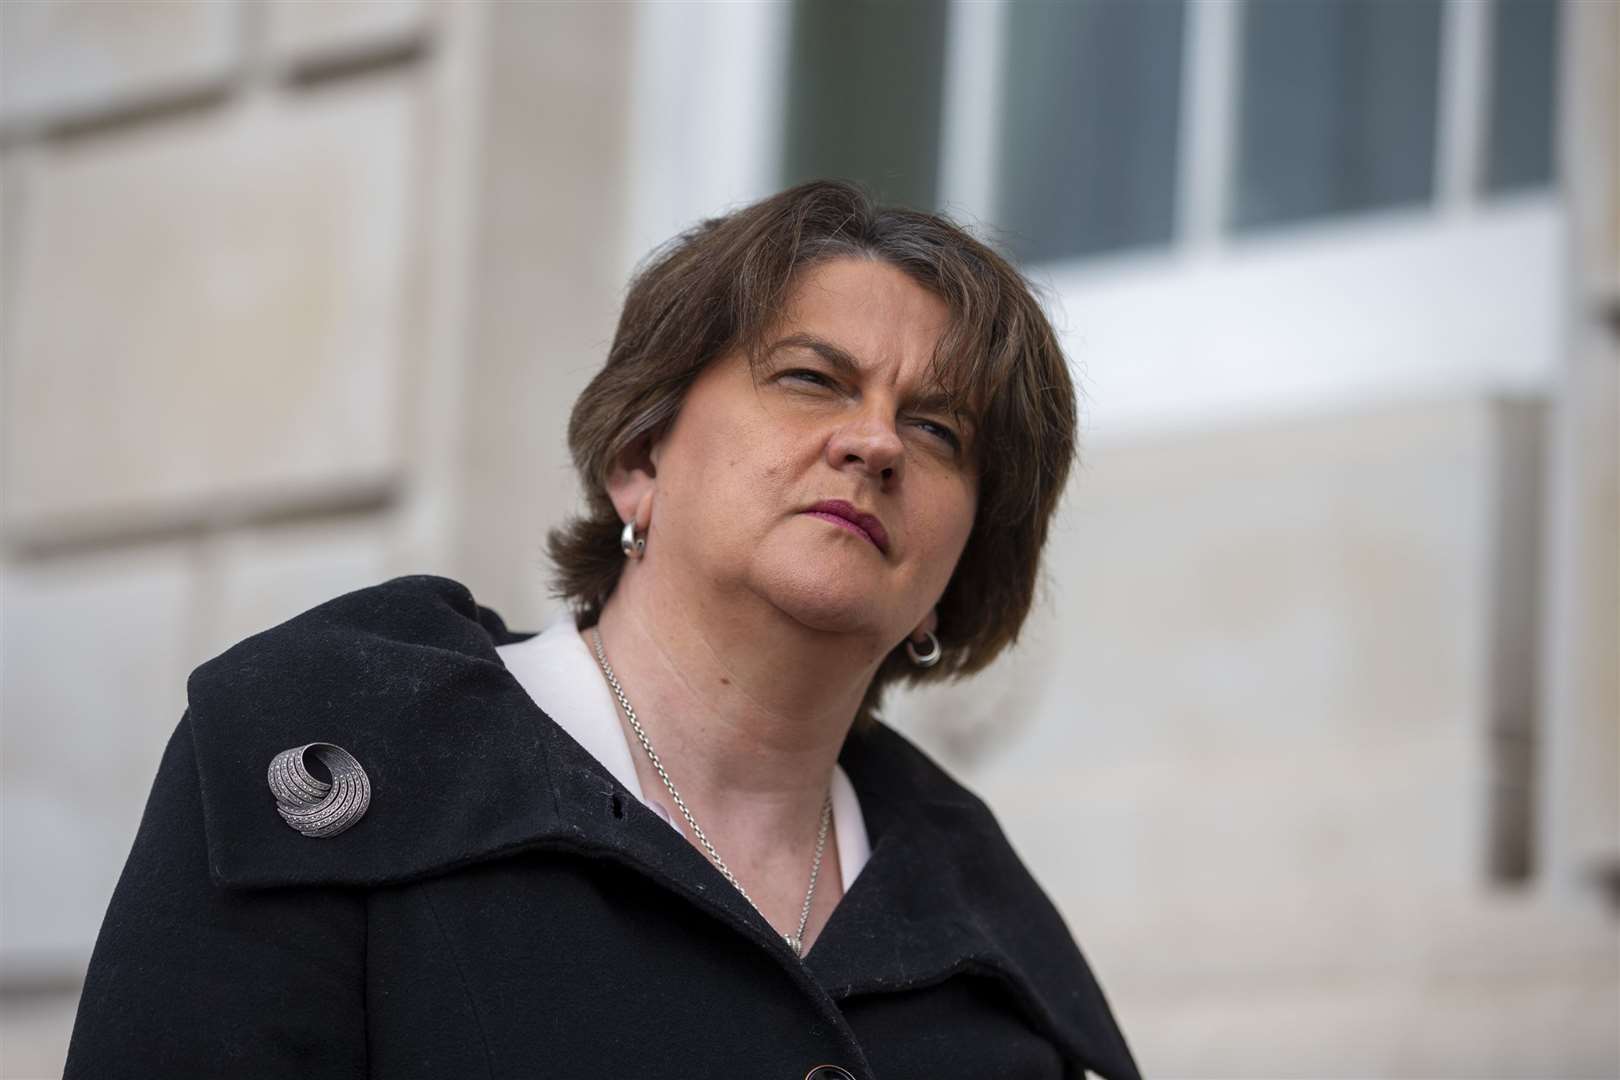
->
813, 725, 1142, 1080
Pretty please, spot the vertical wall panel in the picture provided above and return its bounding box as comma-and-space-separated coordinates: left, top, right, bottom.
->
4, 78, 418, 539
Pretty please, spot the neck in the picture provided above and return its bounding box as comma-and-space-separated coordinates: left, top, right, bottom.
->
592, 565, 880, 820
589, 562, 887, 952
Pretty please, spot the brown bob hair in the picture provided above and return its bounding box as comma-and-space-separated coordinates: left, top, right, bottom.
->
548, 180, 1077, 726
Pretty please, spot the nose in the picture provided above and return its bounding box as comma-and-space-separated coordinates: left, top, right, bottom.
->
826, 408, 904, 483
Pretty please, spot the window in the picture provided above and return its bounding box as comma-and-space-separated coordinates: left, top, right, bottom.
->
1233, 0, 1443, 230
1484, 0, 1559, 193
781, 0, 949, 211
995, 0, 1187, 263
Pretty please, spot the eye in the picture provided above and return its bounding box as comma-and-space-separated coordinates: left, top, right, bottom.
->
913, 418, 962, 451
781, 368, 837, 390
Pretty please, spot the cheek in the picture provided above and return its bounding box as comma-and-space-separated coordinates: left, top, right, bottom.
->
937, 477, 979, 553
914, 482, 978, 582
747, 411, 818, 483
678, 413, 801, 524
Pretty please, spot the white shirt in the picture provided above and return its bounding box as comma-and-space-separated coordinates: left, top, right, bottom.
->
495, 615, 870, 893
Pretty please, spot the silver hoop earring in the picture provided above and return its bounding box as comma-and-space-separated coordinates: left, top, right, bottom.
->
905, 630, 941, 668
620, 520, 645, 559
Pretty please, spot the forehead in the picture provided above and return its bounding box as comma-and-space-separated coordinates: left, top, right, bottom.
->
775, 257, 951, 363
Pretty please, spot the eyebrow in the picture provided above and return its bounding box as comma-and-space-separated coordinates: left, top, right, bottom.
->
766, 332, 863, 380
764, 332, 978, 431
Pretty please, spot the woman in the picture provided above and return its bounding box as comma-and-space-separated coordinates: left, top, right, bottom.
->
65, 182, 1139, 1079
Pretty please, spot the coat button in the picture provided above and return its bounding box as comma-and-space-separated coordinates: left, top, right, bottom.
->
804, 1068, 856, 1080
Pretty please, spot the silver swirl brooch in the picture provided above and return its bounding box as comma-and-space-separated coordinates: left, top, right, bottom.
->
267, 742, 371, 838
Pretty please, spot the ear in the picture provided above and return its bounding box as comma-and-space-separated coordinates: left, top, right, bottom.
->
605, 434, 658, 531
908, 607, 939, 644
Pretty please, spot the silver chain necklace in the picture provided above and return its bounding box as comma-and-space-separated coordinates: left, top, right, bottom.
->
589, 627, 832, 958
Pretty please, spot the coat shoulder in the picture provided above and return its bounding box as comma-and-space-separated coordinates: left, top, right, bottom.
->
188, 574, 514, 701
183, 574, 560, 890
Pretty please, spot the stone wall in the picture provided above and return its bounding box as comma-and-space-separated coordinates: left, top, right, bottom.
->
0, 2, 634, 1073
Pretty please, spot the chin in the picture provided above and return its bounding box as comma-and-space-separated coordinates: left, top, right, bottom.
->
758, 566, 890, 639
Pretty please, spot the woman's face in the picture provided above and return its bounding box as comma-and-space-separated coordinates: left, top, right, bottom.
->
630, 256, 979, 649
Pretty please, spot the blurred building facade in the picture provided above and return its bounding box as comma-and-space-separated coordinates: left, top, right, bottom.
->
1, 1, 1613, 1076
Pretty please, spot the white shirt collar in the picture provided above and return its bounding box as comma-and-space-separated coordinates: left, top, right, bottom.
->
495, 614, 870, 893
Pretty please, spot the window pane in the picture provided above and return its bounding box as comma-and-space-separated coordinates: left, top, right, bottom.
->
1485, 0, 1559, 193
781, 0, 948, 211
1233, 0, 1443, 230
995, 0, 1186, 263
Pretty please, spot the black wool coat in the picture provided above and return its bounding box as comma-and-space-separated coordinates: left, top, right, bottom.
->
65, 575, 1139, 1080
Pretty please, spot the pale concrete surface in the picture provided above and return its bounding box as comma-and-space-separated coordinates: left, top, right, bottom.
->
1, 545, 195, 972
1542, 0, 1620, 895
0, 990, 79, 1080
3, 76, 418, 542
266, 0, 430, 69
0, 0, 238, 128
450, 0, 636, 628
202, 513, 398, 650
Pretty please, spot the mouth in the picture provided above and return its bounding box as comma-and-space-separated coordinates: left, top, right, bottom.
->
803, 499, 890, 554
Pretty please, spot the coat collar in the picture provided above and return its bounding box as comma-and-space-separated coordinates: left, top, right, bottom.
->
186, 574, 1138, 1080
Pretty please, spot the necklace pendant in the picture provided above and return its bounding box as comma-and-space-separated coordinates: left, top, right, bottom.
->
784, 932, 802, 956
